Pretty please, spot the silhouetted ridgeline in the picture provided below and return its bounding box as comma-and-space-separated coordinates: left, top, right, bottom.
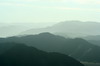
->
0, 43, 84, 66
0, 32, 100, 62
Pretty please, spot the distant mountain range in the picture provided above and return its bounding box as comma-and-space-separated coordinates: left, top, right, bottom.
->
0, 42, 84, 66
21, 21, 100, 38
0, 23, 32, 37
0, 23, 54, 37
1, 32, 100, 62
1, 20, 100, 38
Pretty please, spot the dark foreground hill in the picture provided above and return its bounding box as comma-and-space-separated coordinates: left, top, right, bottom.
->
0, 33, 100, 62
0, 43, 84, 66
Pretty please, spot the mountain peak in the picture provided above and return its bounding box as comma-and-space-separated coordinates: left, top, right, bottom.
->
38, 32, 54, 36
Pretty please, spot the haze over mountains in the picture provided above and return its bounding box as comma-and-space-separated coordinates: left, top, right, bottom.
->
1, 20, 100, 38
0, 23, 54, 37
21, 21, 100, 38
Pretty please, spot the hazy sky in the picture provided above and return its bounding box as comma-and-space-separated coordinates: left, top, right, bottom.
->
0, 0, 100, 23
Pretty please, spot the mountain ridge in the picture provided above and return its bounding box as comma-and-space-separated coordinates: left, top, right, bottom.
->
20, 21, 100, 38
0, 32, 100, 62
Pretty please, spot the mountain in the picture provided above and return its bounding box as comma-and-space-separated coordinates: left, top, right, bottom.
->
0, 32, 100, 62
21, 21, 100, 38
83, 35, 100, 46
0, 42, 17, 55
0, 23, 32, 37
0, 42, 84, 66
84, 35, 100, 41
0, 23, 54, 37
